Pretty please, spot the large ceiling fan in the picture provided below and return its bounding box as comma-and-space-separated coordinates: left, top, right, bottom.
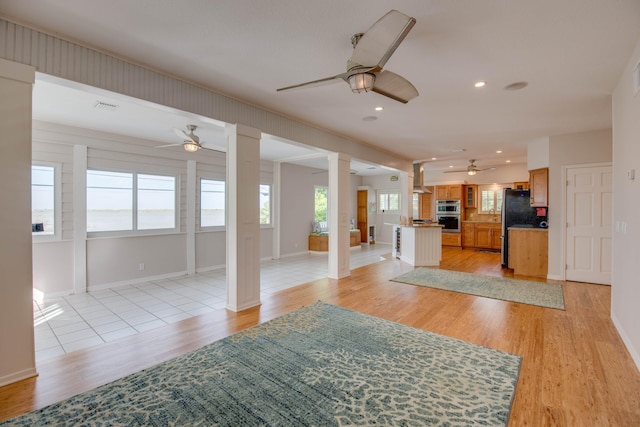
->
155, 125, 224, 153
444, 160, 496, 176
277, 10, 418, 104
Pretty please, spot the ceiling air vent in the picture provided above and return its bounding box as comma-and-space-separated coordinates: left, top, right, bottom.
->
93, 101, 119, 111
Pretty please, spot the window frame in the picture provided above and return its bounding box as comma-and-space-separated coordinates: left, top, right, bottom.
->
477, 184, 508, 214
259, 183, 272, 228
199, 177, 226, 231
32, 162, 62, 242
87, 169, 179, 237
314, 185, 328, 223
378, 190, 401, 214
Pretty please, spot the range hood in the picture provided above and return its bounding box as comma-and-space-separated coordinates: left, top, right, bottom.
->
413, 163, 431, 193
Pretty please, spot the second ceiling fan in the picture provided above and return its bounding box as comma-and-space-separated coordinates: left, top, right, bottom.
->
444, 160, 496, 176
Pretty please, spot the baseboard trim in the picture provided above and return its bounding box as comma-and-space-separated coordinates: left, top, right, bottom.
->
611, 313, 640, 372
0, 367, 38, 387
88, 271, 188, 292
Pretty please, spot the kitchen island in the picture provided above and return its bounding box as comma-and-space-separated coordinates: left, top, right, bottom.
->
391, 224, 443, 266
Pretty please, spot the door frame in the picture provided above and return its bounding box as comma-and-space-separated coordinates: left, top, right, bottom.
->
560, 161, 612, 282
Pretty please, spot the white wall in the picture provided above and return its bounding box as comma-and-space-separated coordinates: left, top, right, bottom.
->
547, 129, 613, 279
0, 59, 37, 386
30, 122, 275, 294
611, 37, 640, 369
279, 163, 327, 256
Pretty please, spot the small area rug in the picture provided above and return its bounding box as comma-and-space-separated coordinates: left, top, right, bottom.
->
391, 268, 565, 310
1, 302, 521, 426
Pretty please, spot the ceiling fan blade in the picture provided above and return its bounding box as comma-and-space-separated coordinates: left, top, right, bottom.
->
443, 169, 468, 173
371, 70, 418, 103
173, 127, 194, 143
277, 72, 349, 92
155, 143, 184, 148
200, 143, 226, 154
349, 10, 416, 69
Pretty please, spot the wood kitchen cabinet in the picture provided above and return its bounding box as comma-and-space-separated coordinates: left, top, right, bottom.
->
436, 185, 462, 200
464, 185, 477, 208
462, 223, 476, 247
508, 228, 548, 278
475, 223, 501, 250
419, 192, 433, 219
462, 222, 501, 250
529, 168, 548, 207
441, 232, 461, 247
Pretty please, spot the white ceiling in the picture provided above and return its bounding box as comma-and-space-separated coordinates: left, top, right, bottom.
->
2, 0, 640, 175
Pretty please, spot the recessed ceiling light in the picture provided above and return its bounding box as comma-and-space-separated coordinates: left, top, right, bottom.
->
362, 116, 378, 122
474, 81, 486, 88
504, 81, 528, 91
431, 157, 437, 160
449, 165, 454, 168
496, 150, 502, 154
506, 160, 511, 163
374, 106, 383, 111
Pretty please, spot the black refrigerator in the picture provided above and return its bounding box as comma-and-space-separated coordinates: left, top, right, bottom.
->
501, 189, 547, 267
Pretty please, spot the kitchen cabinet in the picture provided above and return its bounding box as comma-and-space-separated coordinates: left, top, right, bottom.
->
464, 185, 477, 208
529, 168, 548, 207
508, 228, 548, 278
462, 222, 501, 250
476, 223, 501, 250
462, 223, 476, 247
441, 232, 461, 247
436, 185, 462, 200
513, 181, 529, 190
419, 192, 433, 219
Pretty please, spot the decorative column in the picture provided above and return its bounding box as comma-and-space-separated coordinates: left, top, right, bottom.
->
225, 124, 261, 311
328, 152, 351, 279
0, 58, 37, 386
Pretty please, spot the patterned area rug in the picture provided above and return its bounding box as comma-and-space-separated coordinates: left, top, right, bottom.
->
2, 302, 521, 426
392, 268, 565, 310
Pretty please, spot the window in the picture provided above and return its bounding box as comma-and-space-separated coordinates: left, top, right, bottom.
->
314, 186, 328, 222
259, 184, 271, 225
201, 179, 225, 228
478, 184, 506, 214
137, 174, 176, 230
32, 165, 56, 237
379, 191, 400, 213
87, 170, 176, 233
412, 193, 419, 218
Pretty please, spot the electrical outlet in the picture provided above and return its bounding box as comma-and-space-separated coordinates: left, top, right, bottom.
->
139, 263, 145, 271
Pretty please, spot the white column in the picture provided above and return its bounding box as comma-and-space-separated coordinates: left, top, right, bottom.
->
72, 144, 87, 294
272, 161, 281, 260
401, 169, 412, 220
225, 123, 261, 312
186, 160, 196, 275
0, 58, 37, 386
328, 152, 351, 279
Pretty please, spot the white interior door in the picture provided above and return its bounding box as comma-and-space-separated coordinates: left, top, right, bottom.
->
565, 165, 612, 284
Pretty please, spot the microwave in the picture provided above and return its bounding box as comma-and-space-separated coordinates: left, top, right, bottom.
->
436, 200, 461, 214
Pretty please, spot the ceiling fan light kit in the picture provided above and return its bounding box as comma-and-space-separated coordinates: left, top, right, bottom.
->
348, 72, 376, 93
183, 142, 199, 152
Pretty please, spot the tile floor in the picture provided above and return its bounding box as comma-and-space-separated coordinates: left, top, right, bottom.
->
33, 244, 392, 362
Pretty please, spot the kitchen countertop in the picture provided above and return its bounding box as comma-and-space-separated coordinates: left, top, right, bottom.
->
508, 226, 548, 231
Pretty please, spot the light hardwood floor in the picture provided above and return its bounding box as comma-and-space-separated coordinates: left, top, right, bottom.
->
1, 248, 639, 425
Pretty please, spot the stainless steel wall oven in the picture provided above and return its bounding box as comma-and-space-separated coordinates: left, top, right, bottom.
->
436, 214, 460, 232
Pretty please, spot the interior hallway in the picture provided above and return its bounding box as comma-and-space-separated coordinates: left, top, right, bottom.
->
33, 244, 392, 362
